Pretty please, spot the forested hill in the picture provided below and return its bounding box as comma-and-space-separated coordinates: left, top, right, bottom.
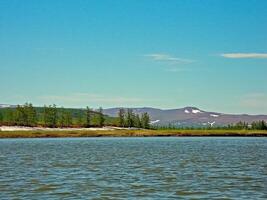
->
0, 104, 117, 127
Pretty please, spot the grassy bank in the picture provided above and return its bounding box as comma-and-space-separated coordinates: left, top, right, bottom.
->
1, 129, 267, 138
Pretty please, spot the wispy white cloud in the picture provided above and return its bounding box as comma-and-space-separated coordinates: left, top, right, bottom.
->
221, 53, 267, 59
145, 53, 194, 64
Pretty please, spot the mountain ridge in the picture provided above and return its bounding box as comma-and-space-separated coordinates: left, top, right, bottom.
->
1, 104, 267, 127
103, 106, 267, 127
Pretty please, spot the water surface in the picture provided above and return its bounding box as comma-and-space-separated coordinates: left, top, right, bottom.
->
0, 137, 266, 199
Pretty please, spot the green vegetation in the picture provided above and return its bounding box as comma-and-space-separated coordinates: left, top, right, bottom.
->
0, 129, 266, 138
1, 103, 267, 140
152, 120, 267, 131
0, 104, 151, 129
13, 103, 37, 127
117, 108, 150, 129
0, 103, 115, 128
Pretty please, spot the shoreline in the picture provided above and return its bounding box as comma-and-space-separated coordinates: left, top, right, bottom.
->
0, 126, 130, 132
0, 126, 267, 138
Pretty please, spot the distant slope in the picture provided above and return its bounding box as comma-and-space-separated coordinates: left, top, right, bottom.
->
2, 104, 267, 127
0, 104, 16, 108
0, 105, 117, 126
103, 107, 267, 127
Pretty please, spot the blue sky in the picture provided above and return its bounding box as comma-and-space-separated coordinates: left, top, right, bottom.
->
0, 0, 267, 114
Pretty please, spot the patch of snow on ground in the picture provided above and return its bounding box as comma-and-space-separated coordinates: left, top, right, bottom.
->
0, 126, 129, 131
210, 114, 219, 117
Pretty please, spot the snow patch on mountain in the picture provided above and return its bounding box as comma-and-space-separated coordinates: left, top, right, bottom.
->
192, 109, 202, 114
150, 120, 160, 124
210, 114, 219, 117
184, 109, 190, 114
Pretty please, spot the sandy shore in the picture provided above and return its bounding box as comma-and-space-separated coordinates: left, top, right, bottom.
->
1, 126, 267, 138
0, 126, 129, 132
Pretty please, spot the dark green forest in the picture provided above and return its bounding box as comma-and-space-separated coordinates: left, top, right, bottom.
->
0, 103, 150, 129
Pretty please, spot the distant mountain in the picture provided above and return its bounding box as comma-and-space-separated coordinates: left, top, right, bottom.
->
2, 104, 267, 127
0, 104, 16, 108
103, 107, 267, 127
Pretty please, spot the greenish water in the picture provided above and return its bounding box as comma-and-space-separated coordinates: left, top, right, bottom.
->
0, 137, 266, 199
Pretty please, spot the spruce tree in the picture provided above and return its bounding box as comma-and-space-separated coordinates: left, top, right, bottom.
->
43, 104, 58, 127
126, 109, 134, 127
0, 111, 3, 125
85, 106, 91, 128
97, 107, 105, 127
135, 114, 142, 128
118, 108, 125, 127
26, 103, 37, 127
141, 112, 150, 129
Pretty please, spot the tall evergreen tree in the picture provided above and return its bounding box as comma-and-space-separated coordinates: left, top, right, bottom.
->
85, 106, 92, 128
76, 112, 84, 127
134, 114, 142, 128
14, 105, 27, 126
97, 107, 105, 127
64, 111, 72, 127
59, 108, 72, 127
141, 112, 150, 129
5, 108, 15, 126
0, 111, 3, 125
126, 109, 134, 127
43, 104, 58, 127
118, 108, 125, 127
26, 103, 37, 127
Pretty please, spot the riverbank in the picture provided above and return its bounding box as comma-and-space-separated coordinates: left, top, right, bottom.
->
0, 126, 267, 138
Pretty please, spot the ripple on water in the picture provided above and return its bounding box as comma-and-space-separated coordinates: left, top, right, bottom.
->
0, 137, 266, 199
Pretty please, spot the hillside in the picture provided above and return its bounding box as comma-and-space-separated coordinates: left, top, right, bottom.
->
103, 107, 267, 127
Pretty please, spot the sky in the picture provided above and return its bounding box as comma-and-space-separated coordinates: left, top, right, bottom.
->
0, 0, 267, 114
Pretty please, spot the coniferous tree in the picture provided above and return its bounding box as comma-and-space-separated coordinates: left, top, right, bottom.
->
126, 109, 134, 127
5, 108, 15, 126
118, 108, 125, 127
141, 112, 150, 129
76, 112, 83, 127
14, 105, 27, 126
59, 108, 72, 127
64, 111, 72, 127
59, 108, 66, 127
0, 111, 3, 125
135, 114, 142, 128
43, 104, 58, 127
26, 103, 37, 127
85, 106, 92, 128
97, 107, 105, 127
251, 120, 267, 130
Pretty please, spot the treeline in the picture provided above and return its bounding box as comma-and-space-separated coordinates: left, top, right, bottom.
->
0, 103, 152, 129
0, 103, 106, 128
227, 120, 267, 130
117, 108, 150, 129
152, 120, 267, 130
